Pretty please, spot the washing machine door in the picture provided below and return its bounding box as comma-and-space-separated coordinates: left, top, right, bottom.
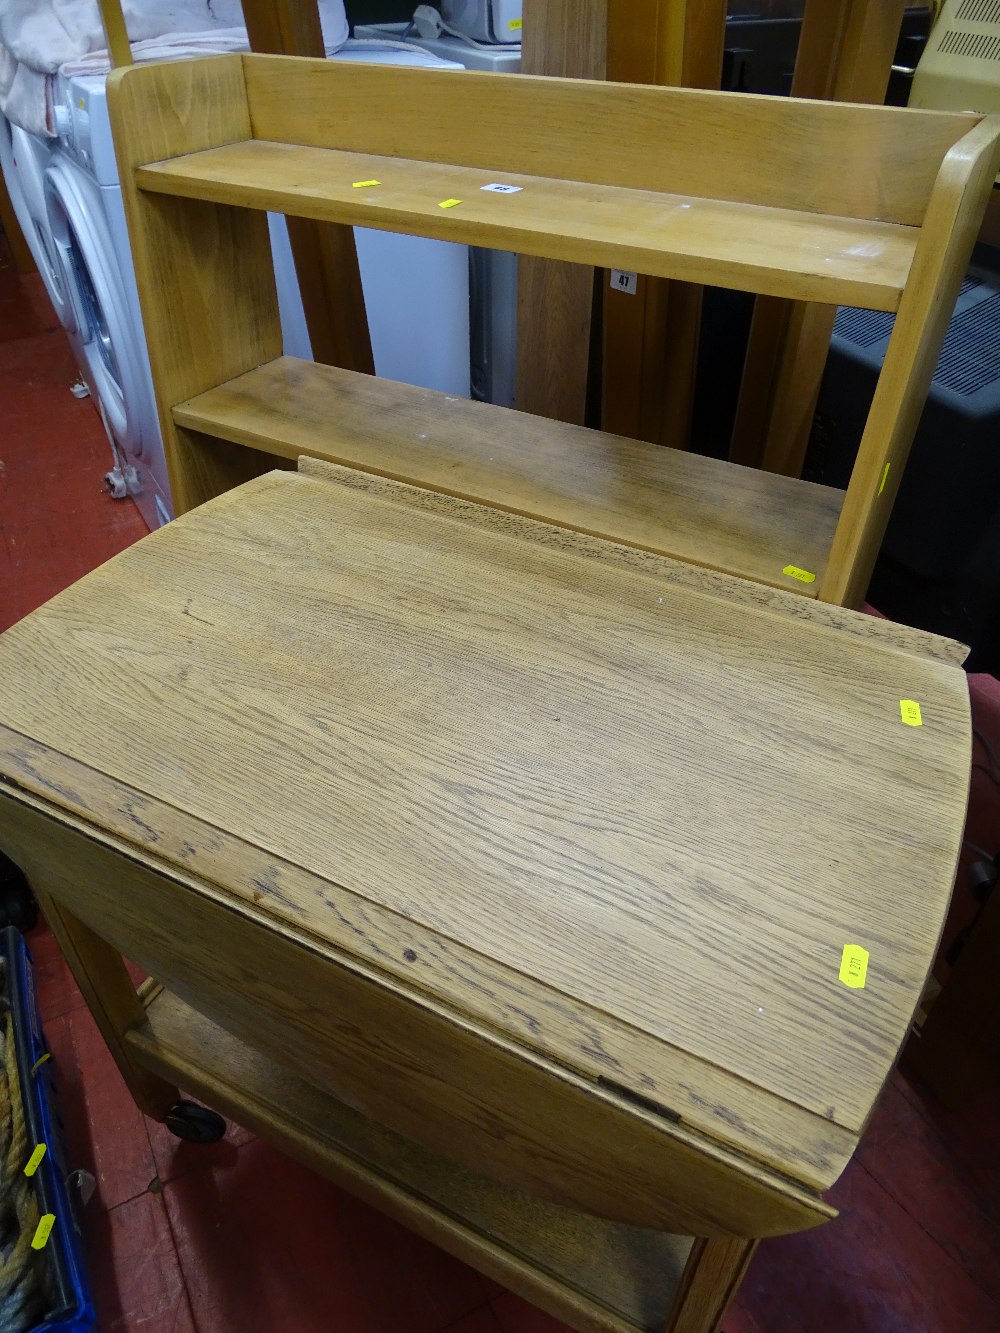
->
0, 116, 71, 326
44, 154, 141, 447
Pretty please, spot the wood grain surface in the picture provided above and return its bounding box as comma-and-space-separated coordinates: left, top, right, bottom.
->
0, 785, 831, 1238
172, 355, 843, 594
240, 56, 972, 225
0, 468, 971, 1164
136, 141, 917, 310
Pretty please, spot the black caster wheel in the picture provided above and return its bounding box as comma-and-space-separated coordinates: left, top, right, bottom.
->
165, 1100, 227, 1143
0, 850, 38, 933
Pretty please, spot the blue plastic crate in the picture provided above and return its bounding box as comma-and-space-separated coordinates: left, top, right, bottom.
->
2, 925, 95, 1333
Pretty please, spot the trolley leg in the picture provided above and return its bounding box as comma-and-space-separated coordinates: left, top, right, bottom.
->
35, 888, 179, 1122
664, 1236, 759, 1333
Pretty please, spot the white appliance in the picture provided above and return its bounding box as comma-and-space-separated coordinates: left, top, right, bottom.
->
441, 0, 522, 44
0, 114, 72, 327
271, 41, 471, 397
353, 21, 521, 71
354, 25, 520, 408
910, 0, 1000, 116
46, 71, 173, 529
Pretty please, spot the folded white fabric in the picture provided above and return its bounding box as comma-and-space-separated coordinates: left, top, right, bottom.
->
0, 1, 348, 136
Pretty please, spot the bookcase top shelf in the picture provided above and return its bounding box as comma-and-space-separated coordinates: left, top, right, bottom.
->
136, 141, 918, 311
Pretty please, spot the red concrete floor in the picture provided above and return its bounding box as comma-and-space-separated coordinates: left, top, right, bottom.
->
2, 240, 1000, 1333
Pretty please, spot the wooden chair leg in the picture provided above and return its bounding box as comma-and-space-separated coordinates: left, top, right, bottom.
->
663, 1237, 758, 1333
33, 888, 179, 1121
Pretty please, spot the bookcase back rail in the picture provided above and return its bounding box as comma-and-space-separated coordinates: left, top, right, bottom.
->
242, 54, 977, 226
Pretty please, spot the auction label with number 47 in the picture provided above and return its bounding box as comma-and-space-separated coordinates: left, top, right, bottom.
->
610, 269, 638, 295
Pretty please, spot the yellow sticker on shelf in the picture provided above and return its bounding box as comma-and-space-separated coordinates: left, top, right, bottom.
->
878, 462, 890, 496
31, 1214, 56, 1250
24, 1143, 47, 1177
900, 699, 923, 727
839, 945, 869, 989
352, 180, 380, 188
509, 18, 522, 29
782, 565, 816, 584
438, 198, 462, 209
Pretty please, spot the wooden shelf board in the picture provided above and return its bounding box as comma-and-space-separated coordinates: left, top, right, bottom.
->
137, 141, 915, 310
129, 988, 693, 1333
174, 356, 844, 595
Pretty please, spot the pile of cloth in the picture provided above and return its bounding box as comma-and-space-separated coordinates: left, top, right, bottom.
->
0, 0, 349, 137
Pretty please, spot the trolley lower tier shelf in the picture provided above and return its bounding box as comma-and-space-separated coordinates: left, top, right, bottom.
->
128, 988, 694, 1333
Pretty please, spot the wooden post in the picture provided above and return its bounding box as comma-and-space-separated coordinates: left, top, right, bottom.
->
514, 0, 607, 425
729, 0, 908, 475
663, 1237, 759, 1333
35, 891, 179, 1121
96, 0, 133, 68
240, 0, 374, 375
602, 0, 727, 449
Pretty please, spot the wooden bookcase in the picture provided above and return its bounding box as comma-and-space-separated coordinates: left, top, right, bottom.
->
108, 54, 1000, 608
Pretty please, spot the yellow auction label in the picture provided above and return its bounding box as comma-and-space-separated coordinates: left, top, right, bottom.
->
839, 945, 869, 990
31, 1215, 56, 1250
509, 18, 522, 29
900, 699, 923, 727
782, 565, 816, 584
438, 198, 462, 209
352, 179, 380, 188
24, 1144, 47, 1177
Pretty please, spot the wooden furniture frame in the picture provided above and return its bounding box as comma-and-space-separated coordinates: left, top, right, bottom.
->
0, 458, 972, 1332
107, 54, 999, 609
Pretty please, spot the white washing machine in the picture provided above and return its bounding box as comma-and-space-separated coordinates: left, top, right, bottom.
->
0, 113, 72, 327
46, 72, 173, 529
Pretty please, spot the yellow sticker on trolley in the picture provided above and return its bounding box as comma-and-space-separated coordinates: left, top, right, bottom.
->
31, 1215, 56, 1250
782, 565, 816, 584
839, 945, 869, 990
24, 1144, 47, 1177
900, 699, 923, 727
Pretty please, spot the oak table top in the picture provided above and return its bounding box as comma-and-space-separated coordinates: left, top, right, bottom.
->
0, 461, 970, 1236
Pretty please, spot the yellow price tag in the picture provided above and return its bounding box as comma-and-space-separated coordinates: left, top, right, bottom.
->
24, 1144, 47, 1177
839, 945, 869, 990
782, 565, 816, 584
438, 198, 462, 209
31, 1214, 56, 1250
900, 699, 923, 727
352, 180, 380, 188
509, 18, 522, 29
